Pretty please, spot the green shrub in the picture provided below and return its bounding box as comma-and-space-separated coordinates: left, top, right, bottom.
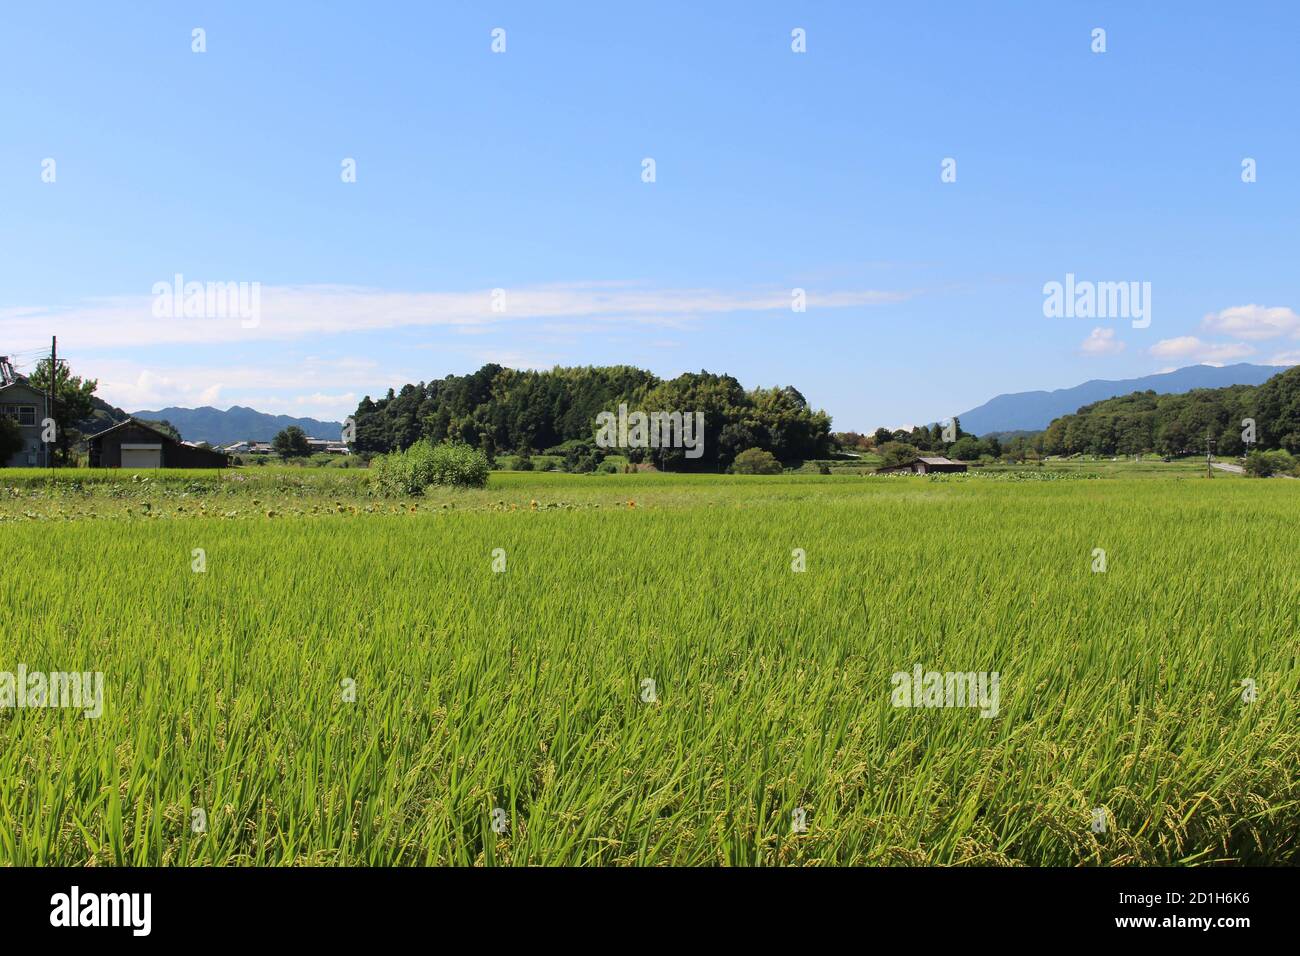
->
729, 447, 783, 475
1244, 451, 1272, 477
877, 441, 919, 468
562, 442, 604, 473
371, 440, 490, 496
1245, 449, 1296, 478
513, 454, 535, 471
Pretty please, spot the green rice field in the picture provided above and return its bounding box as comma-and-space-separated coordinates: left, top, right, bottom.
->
1, 467, 1297, 865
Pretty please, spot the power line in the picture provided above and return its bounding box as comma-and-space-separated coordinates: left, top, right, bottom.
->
5, 347, 56, 360
4, 351, 51, 367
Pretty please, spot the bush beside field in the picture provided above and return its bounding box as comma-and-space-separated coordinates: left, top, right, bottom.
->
370, 440, 490, 496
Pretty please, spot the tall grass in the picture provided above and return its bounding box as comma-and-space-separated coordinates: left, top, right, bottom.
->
371, 441, 490, 496
0, 474, 1296, 865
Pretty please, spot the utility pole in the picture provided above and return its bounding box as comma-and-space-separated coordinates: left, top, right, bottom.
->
1206, 424, 1213, 478
47, 336, 56, 470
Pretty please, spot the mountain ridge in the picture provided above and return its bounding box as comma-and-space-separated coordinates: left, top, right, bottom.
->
957, 364, 1286, 435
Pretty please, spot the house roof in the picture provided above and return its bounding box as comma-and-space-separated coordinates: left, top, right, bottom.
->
0, 378, 42, 397
87, 417, 179, 443
917, 456, 961, 465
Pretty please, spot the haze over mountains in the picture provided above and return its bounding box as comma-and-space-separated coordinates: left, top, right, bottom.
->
129, 406, 345, 445
957, 364, 1286, 435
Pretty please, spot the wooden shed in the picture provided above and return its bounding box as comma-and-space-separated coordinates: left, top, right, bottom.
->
88, 419, 229, 469
876, 456, 968, 475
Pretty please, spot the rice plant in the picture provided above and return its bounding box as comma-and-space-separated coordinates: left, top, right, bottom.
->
0, 472, 1296, 865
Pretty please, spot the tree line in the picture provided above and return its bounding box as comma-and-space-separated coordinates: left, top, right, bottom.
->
1037, 365, 1300, 457
350, 364, 833, 470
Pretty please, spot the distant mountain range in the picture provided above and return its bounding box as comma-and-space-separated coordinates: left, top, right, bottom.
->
129, 406, 345, 445
957, 364, 1286, 435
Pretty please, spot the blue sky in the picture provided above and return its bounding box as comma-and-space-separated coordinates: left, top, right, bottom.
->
2, 1, 1299, 430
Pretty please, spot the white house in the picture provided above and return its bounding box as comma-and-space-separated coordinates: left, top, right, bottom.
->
0, 356, 51, 467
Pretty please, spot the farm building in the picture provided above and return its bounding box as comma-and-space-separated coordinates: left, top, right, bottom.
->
88, 419, 229, 469
220, 438, 349, 456
876, 456, 968, 475
0, 356, 52, 467
218, 440, 272, 455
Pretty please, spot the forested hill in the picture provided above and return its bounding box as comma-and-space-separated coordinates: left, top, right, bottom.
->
351, 364, 832, 469
1040, 364, 1300, 456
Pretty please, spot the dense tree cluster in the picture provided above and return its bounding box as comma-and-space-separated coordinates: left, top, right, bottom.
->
831, 431, 873, 451
1040, 365, 1300, 457
272, 425, 312, 458
350, 364, 833, 470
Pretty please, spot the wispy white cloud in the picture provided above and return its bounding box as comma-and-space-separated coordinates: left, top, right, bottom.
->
1079, 327, 1125, 356
1201, 304, 1300, 341
1, 281, 909, 351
